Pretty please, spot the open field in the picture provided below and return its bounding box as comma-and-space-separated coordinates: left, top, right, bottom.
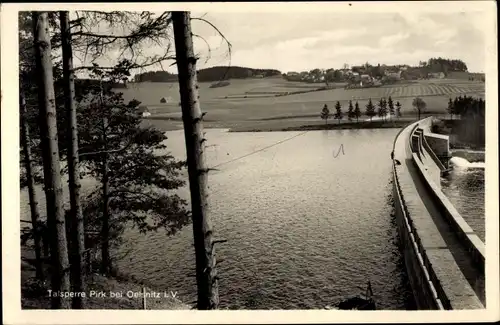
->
124, 76, 340, 101
120, 77, 485, 132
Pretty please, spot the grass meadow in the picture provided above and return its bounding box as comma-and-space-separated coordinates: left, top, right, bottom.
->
119, 76, 485, 132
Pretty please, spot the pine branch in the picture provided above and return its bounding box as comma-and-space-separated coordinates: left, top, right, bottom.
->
192, 33, 211, 64
190, 16, 232, 82
73, 54, 175, 72
78, 129, 141, 157
108, 189, 157, 201
78, 142, 132, 157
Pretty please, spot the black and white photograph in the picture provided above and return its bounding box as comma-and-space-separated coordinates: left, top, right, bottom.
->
1, 1, 498, 323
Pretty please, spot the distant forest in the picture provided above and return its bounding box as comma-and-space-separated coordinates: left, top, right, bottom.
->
133, 66, 282, 83
422, 58, 468, 73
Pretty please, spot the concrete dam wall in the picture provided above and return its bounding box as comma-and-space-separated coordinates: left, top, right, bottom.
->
392, 117, 485, 310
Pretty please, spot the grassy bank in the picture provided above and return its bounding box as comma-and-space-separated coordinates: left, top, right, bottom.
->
236, 119, 412, 132
124, 78, 483, 133
142, 115, 424, 133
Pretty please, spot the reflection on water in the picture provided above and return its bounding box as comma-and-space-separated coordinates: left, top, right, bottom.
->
21, 128, 412, 309
441, 163, 485, 242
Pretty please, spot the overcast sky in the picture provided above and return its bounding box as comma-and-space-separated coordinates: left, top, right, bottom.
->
64, 8, 489, 75
187, 11, 486, 73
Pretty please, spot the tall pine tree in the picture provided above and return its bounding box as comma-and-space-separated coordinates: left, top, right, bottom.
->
377, 98, 385, 120
354, 101, 361, 122
396, 101, 402, 118
365, 98, 376, 121
33, 11, 71, 309
334, 101, 343, 124
77, 65, 191, 275
320, 104, 330, 125
20, 93, 44, 281
60, 11, 86, 308
447, 98, 454, 120
347, 100, 354, 121
388, 96, 394, 120
173, 11, 222, 309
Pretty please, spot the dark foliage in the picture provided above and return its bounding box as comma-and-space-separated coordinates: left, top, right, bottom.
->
365, 99, 376, 121
134, 66, 281, 83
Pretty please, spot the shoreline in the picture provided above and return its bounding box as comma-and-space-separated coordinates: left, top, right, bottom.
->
230, 119, 411, 132
143, 117, 416, 133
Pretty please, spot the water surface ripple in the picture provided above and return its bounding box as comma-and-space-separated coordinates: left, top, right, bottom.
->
116, 128, 409, 309
21, 128, 411, 309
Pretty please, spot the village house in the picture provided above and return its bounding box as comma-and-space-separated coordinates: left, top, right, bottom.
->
384, 70, 402, 80
339, 68, 352, 76
348, 72, 361, 83
428, 72, 445, 79
360, 74, 372, 82
138, 105, 151, 117
285, 71, 301, 81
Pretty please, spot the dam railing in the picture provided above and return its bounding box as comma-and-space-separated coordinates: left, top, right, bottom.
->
392, 121, 447, 310
409, 124, 485, 273
394, 117, 484, 309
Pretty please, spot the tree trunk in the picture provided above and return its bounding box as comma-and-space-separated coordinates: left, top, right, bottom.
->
98, 81, 111, 275
32, 11, 71, 309
20, 94, 44, 281
60, 11, 86, 309
172, 11, 219, 310
100, 145, 110, 275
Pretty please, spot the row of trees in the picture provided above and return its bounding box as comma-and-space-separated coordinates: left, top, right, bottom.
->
318, 93, 482, 127
447, 95, 485, 120
447, 95, 486, 147
432, 95, 486, 148
320, 96, 403, 124
20, 10, 223, 310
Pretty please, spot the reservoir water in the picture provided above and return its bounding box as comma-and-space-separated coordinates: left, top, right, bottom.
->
20, 128, 413, 309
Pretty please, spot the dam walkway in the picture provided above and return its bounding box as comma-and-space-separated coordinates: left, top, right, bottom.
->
393, 117, 485, 310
